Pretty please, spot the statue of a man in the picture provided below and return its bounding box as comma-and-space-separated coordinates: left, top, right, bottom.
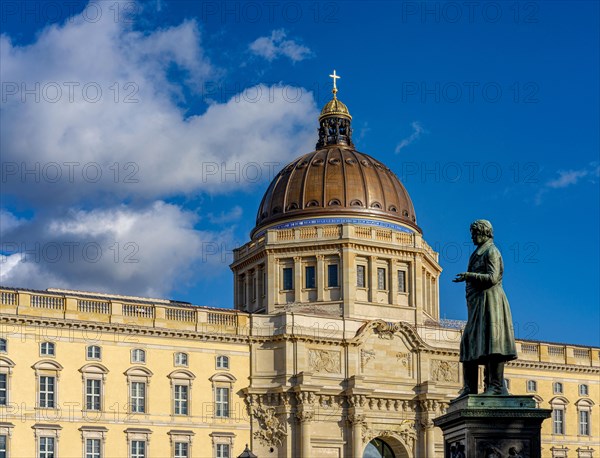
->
453, 220, 517, 397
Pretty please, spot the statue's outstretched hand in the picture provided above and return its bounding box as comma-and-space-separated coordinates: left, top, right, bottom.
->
453, 273, 468, 283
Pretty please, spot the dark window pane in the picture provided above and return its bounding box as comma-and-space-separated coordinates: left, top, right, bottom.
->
328, 264, 339, 287
283, 267, 293, 290
305, 266, 316, 288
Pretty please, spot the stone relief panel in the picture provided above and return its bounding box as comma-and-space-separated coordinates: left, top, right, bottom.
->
430, 359, 459, 383
308, 349, 341, 373
252, 404, 288, 447
475, 439, 530, 457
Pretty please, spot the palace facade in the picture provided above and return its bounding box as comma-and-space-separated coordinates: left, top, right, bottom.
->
0, 83, 598, 458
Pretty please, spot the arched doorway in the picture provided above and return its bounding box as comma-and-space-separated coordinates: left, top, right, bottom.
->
362, 436, 411, 458
363, 438, 395, 458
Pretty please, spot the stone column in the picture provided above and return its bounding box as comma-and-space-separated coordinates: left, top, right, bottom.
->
414, 254, 424, 325
368, 256, 377, 302
390, 259, 398, 305
257, 265, 263, 310
316, 255, 325, 302
341, 248, 352, 307
294, 256, 302, 303
297, 410, 313, 457
244, 272, 251, 311
423, 419, 436, 458
266, 254, 276, 313
349, 413, 365, 457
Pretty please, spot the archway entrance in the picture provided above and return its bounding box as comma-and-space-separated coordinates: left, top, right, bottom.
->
363, 438, 395, 458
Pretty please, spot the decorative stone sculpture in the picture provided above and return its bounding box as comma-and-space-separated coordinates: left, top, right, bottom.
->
453, 220, 517, 397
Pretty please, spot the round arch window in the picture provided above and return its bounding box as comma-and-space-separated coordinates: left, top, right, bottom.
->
364, 438, 395, 458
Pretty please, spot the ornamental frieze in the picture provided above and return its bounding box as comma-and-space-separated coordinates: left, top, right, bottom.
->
308, 349, 341, 373
360, 349, 376, 371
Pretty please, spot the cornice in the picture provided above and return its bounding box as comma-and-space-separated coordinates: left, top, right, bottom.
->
507, 359, 600, 374
0, 315, 251, 345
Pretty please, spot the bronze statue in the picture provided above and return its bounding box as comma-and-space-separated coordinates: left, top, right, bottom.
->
453, 220, 517, 397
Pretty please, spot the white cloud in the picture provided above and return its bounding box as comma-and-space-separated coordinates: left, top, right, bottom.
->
0, 203, 234, 297
547, 169, 591, 189
1, 8, 319, 207
395, 121, 425, 153
0, 3, 321, 299
249, 29, 312, 62
535, 163, 599, 205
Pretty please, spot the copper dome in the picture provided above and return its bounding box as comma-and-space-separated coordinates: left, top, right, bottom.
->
252, 146, 419, 237
252, 73, 419, 238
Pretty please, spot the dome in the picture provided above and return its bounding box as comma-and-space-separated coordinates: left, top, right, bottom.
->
251, 71, 420, 238
319, 97, 351, 121
252, 147, 420, 237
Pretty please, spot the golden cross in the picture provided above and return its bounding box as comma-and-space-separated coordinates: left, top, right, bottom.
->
329, 70, 340, 93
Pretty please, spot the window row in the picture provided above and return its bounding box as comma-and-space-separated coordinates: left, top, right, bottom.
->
0, 433, 232, 458
356, 265, 408, 292
281, 263, 339, 290
551, 407, 593, 436
525, 379, 590, 396
5, 341, 229, 370
0, 364, 235, 418
277, 263, 410, 292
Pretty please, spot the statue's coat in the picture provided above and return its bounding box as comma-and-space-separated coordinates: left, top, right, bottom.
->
460, 239, 517, 363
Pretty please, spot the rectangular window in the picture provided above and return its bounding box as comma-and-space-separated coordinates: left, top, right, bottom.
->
357, 265, 366, 288
39, 437, 55, 458
398, 270, 407, 293
554, 382, 563, 394
86, 438, 101, 458
39, 376, 55, 408
377, 268, 386, 290
252, 275, 257, 300
305, 266, 316, 289
216, 387, 230, 418
174, 385, 189, 415
282, 267, 293, 290
553, 409, 564, 434
216, 444, 230, 458
86, 379, 101, 411
0, 435, 6, 458
579, 410, 590, 436
131, 440, 146, 458
0, 339, 6, 352
174, 442, 189, 458
87, 346, 101, 360
130, 382, 146, 413
0, 374, 6, 406
579, 384, 589, 396
327, 264, 339, 287
262, 271, 266, 297
40, 342, 55, 356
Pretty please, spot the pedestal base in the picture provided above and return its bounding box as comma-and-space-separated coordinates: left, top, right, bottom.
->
433, 395, 551, 458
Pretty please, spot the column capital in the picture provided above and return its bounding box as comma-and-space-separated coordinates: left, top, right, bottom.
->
296, 409, 314, 423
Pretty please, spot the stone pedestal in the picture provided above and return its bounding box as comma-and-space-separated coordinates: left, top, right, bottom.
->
433, 395, 551, 458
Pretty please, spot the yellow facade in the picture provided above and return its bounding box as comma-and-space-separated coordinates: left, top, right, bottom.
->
0, 289, 251, 458
1, 284, 598, 458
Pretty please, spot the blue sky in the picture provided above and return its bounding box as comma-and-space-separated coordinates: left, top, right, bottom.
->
1, 1, 598, 346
